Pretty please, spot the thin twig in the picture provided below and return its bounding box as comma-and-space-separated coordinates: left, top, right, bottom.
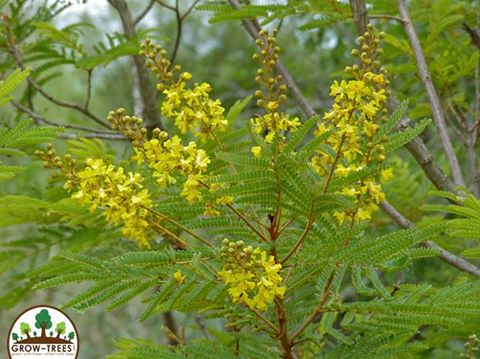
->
225, 203, 269, 242
84, 69, 93, 110
3, 19, 110, 129
181, 0, 201, 20
170, 0, 182, 65
59, 132, 127, 140
155, 0, 176, 11
144, 206, 214, 247
134, 0, 156, 25
251, 308, 280, 334
397, 0, 465, 188
280, 207, 314, 265
11, 100, 118, 134
369, 14, 405, 23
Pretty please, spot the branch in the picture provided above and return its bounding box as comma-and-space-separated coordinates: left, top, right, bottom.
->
11, 100, 118, 134
397, 0, 465, 188
144, 206, 214, 247
3, 19, 110, 129
369, 14, 405, 23
170, 0, 182, 65
349, 0, 369, 35
108, 0, 161, 129
463, 22, 480, 51
380, 200, 480, 277
134, 0, 155, 25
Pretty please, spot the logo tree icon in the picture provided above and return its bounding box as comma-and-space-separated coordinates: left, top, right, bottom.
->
12, 333, 19, 343
55, 321, 66, 338
20, 322, 31, 338
68, 332, 75, 342
34, 309, 52, 338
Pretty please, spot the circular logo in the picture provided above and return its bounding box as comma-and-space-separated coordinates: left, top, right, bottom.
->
7, 305, 79, 358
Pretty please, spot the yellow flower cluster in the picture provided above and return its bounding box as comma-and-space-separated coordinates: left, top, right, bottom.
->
251, 29, 301, 143
72, 158, 153, 247
311, 24, 391, 224
219, 239, 286, 311
140, 40, 227, 142
108, 109, 211, 204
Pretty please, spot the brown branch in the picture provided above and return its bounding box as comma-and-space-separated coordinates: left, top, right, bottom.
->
463, 22, 480, 51
11, 100, 119, 134
380, 200, 480, 277
397, 0, 465, 188
134, 0, 156, 25
84, 69, 93, 110
369, 14, 405, 23
108, 0, 161, 129
280, 206, 314, 265
163, 312, 180, 345
144, 206, 214, 247
251, 308, 280, 334
170, 0, 182, 65
349, 0, 369, 35
225, 203, 269, 242
58, 132, 127, 140
155, 0, 176, 11
3, 19, 110, 129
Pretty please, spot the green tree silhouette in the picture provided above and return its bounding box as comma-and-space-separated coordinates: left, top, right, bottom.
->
68, 332, 75, 342
33, 331, 37, 337
49, 331, 53, 337
20, 322, 31, 338
12, 333, 18, 343
34, 309, 52, 338
55, 322, 66, 338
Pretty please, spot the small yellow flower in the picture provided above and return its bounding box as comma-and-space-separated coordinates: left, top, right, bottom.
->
381, 168, 393, 182
173, 270, 186, 284
181, 72, 192, 80
251, 146, 262, 158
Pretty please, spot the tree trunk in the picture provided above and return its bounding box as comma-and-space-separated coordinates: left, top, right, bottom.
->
41, 325, 46, 338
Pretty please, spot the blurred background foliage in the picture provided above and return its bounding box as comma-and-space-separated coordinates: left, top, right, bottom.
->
0, 0, 478, 357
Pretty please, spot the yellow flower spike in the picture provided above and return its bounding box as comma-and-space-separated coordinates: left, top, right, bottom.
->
219, 240, 285, 311
311, 26, 391, 226
140, 40, 227, 141
70, 158, 153, 248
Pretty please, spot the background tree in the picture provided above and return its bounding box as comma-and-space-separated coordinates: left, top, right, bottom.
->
68, 331, 75, 342
12, 333, 18, 343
